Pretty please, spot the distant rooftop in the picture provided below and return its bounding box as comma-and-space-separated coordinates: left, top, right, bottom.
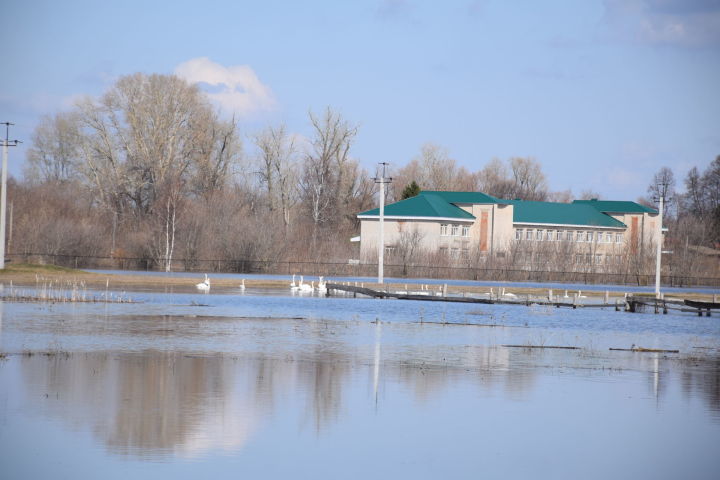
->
573, 199, 658, 214
508, 199, 626, 228
357, 192, 475, 220
358, 191, 653, 228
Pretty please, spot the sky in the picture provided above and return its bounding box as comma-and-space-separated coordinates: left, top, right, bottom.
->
1, 0, 719, 200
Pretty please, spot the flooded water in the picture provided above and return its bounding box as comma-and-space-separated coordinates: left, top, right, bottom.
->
1, 286, 719, 479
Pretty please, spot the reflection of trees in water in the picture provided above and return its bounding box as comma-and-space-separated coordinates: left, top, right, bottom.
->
20, 353, 283, 458
17, 349, 720, 459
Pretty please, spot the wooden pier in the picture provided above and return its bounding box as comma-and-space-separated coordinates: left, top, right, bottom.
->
326, 283, 617, 309
326, 283, 719, 315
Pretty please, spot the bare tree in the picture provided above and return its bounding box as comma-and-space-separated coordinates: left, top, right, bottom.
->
647, 166, 676, 217
509, 157, 548, 201
300, 107, 358, 228
75, 73, 239, 219
25, 112, 81, 184
253, 124, 299, 228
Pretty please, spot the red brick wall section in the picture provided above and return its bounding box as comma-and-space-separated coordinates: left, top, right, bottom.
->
480, 212, 488, 252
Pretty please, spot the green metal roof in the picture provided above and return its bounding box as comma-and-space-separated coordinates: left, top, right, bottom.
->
358, 193, 475, 220
419, 190, 503, 204
573, 199, 658, 214
508, 200, 627, 228
357, 190, 641, 228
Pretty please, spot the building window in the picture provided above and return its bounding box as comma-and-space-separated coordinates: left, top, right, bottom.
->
536, 229, 544, 241
585, 254, 591, 264
566, 231, 573, 242
615, 233, 623, 244
451, 224, 459, 236
595, 254, 602, 264
615, 255, 622, 264
515, 229, 523, 240
556, 230, 563, 241
577, 231, 584, 242
575, 254, 583, 264
440, 224, 448, 236
605, 254, 611, 264
462, 225, 470, 237
385, 246, 395, 255
439, 246, 448, 255
450, 247, 459, 257
597, 232, 604, 243
526, 229, 533, 240
546, 230, 554, 241
587, 231, 594, 242
461, 248, 469, 258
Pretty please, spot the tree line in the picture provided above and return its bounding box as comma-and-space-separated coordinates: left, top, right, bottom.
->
11, 72, 720, 280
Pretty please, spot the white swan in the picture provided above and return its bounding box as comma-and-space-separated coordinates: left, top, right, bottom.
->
299, 277, 313, 292
578, 290, 587, 299
196, 274, 210, 292
290, 274, 297, 289
502, 288, 517, 298
316, 276, 327, 293
239, 279, 246, 291
564, 290, 569, 298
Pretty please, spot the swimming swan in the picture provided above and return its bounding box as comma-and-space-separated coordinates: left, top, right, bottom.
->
196, 274, 210, 292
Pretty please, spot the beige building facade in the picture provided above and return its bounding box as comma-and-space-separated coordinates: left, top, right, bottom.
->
357, 192, 661, 267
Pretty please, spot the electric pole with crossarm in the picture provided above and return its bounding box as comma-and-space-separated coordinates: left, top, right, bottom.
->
0, 122, 20, 269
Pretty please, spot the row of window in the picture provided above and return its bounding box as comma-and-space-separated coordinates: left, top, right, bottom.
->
518, 252, 625, 265
515, 228, 623, 244
440, 224, 470, 237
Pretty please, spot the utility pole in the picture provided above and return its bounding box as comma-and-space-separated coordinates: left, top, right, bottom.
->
0, 122, 20, 270
654, 186, 666, 298
374, 162, 392, 284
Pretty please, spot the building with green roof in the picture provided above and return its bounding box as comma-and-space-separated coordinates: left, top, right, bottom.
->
357, 191, 662, 266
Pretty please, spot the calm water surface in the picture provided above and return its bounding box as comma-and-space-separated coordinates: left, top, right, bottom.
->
0, 286, 719, 479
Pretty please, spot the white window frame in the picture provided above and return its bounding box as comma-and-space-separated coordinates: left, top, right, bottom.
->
462, 225, 470, 237
536, 229, 544, 241
526, 229, 533, 240
577, 231, 584, 242
515, 229, 523, 241
616, 233, 623, 244
451, 224, 459, 236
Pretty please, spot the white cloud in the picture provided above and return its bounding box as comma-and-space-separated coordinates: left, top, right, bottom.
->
603, 0, 720, 48
175, 57, 276, 116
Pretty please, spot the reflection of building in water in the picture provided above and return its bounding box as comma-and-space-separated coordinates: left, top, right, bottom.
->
681, 356, 720, 414
390, 345, 538, 402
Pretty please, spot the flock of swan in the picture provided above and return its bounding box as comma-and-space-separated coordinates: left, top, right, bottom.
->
195, 274, 325, 294
195, 274, 245, 293
289, 274, 327, 294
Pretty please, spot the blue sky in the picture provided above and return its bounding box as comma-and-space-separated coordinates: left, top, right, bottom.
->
2, 0, 719, 200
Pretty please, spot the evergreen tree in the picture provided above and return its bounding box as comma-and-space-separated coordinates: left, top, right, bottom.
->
401, 180, 421, 199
